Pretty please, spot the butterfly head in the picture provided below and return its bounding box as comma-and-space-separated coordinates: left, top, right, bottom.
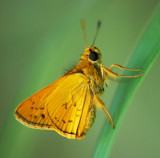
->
81, 46, 102, 64
81, 21, 102, 64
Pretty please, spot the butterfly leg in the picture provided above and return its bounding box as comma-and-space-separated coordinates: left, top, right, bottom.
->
109, 64, 142, 71
94, 95, 115, 128
102, 65, 143, 78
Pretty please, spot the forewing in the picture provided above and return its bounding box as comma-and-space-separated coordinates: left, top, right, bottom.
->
46, 73, 94, 139
15, 73, 95, 139
15, 75, 67, 129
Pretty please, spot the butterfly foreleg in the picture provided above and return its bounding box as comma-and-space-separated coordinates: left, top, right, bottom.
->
109, 64, 142, 71
101, 65, 143, 78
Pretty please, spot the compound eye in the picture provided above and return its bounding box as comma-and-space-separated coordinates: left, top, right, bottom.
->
89, 50, 98, 61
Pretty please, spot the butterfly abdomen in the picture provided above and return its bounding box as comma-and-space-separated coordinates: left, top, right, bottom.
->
85, 106, 96, 132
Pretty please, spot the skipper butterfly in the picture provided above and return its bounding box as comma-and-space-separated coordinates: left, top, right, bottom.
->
15, 21, 142, 139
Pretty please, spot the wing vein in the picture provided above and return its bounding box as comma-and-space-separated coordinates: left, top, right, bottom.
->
76, 85, 88, 137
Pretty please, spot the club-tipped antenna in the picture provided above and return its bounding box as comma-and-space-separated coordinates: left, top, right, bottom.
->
92, 21, 101, 46
81, 20, 87, 48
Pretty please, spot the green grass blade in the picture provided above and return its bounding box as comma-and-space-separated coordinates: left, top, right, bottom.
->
93, 7, 160, 158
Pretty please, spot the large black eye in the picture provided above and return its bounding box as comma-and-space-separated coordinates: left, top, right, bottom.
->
89, 50, 98, 61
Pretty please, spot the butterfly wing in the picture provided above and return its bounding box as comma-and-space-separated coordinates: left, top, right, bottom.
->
15, 75, 67, 129
15, 73, 96, 139
46, 73, 95, 139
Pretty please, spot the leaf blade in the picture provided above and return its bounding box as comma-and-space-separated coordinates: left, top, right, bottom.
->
93, 6, 160, 158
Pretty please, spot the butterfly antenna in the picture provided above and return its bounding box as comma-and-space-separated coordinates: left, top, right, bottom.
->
81, 20, 87, 48
92, 21, 101, 46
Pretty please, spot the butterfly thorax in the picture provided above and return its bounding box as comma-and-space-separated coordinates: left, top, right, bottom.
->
68, 47, 104, 95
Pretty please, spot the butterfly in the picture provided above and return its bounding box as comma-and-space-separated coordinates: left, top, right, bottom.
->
15, 21, 142, 139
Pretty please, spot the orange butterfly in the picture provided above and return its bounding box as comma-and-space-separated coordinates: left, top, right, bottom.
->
15, 21, 142, 139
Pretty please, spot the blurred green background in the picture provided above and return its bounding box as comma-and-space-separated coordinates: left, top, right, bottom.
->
0, 0, 160, 158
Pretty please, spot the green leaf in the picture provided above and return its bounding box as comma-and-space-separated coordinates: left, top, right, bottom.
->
93, 7, 160, 158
